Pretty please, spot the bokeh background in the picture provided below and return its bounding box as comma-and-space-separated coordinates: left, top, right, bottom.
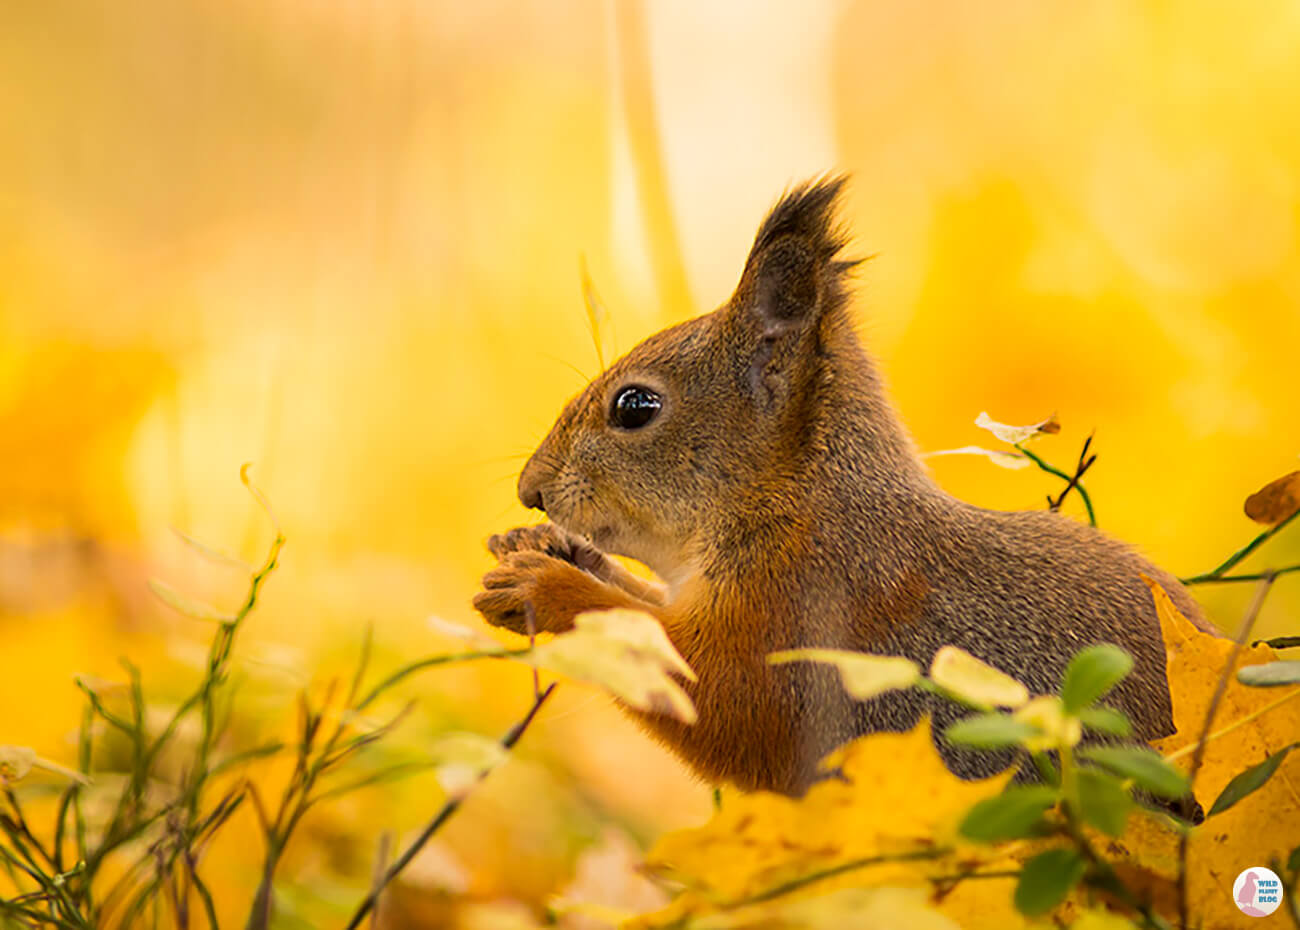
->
3, 0, 1298, 925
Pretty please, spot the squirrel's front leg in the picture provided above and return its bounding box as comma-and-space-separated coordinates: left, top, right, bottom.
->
473, 551, 655, 635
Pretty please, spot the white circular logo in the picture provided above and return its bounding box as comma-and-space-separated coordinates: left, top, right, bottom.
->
1233, 867, 1283, 917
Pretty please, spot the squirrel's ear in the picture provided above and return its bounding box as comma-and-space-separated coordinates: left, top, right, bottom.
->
735, 176, 854, 334
731, 176, 857, 404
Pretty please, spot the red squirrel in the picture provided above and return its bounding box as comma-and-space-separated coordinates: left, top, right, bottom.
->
474, 177, 1206, 796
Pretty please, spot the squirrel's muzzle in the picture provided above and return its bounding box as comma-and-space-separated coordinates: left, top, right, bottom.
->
518, 454, 547, 512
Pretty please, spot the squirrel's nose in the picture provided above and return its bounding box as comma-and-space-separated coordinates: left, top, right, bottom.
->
518, 456, 547, 512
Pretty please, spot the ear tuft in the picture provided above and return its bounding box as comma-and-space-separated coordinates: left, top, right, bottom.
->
751, 175, 851, 261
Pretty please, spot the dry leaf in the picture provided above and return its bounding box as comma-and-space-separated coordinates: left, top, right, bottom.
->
922, 446, 1033, 470
1243, 469, 1300, 526
974, 411, 1061, 445
1111, 577, 1300, 928
529, 609, 697, 723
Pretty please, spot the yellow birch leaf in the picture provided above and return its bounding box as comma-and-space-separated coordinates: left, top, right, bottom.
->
529, 609, 697, 723
767, 649, 920, 701
974, 411, 1061, 445
931, 646, 1031, 708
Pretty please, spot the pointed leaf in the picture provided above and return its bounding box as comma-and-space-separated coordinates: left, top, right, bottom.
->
1014, 847, 1086, 916
1207, 743, 1299, 817
944, 713, 1041, 749
959, 785, 1058, 842
1078, 706, 1132, 737
1080, 746, 1190, 799
1075, 768, 1133, 836
1061, 644, 1133, 713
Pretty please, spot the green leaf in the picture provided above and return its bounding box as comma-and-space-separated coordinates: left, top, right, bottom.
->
1207, 743, 1299, 817
1080, 746, 1190, 799
1075, 768, 1133, 836
1014, 848, 1086, 916
1078, 706, 1132, 737
149, 578, 236, 623
959, 786, 1058, 843
1287, 845, 1300, 874
1061, 645, 1133, 713
1237, 661, 1300, 687
945, 713, 1042, 749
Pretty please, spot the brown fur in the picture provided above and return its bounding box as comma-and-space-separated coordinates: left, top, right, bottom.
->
473, 176, 1210, 796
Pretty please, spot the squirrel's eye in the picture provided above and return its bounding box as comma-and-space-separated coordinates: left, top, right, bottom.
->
610, 385, 662, 430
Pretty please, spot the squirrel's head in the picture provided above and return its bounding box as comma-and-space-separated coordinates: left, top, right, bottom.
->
518, 177, 861, 582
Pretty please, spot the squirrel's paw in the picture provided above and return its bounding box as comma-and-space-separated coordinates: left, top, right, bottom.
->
473, 550, 617, 636
486, 523, 610, 578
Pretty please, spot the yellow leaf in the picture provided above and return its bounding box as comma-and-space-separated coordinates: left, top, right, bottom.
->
529, 609, 697, 723
768, 648, 921, 701
930, 646, 1031, 708
630, 723, 1022, 930
1243, 469, 1300, 526
974, 411, 1061, 445
1112, 577, 1300, 928
1013, 696, 1081, 752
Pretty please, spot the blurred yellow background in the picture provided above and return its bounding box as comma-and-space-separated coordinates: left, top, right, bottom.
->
2, 0, 1298, 925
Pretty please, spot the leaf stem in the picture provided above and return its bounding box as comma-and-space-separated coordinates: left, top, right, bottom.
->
1180, 508, 1299, 584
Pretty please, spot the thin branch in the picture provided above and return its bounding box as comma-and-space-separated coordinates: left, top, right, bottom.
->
1016, 443, 1097, 526
1177, 573, 1276, 930
1046, 434, 1096, 515
343, 683, 558, 930
1180, 508, 1299, 584
1182, 563, 1300, 586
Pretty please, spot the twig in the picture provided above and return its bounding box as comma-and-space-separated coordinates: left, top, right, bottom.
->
1182, 563, 1300, 586
1046, 434, 1096, 515
1016, 443, 1097, 526
343, 682, 558, 930
727, 848, 948, 908
1177, 573, 1276, 930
